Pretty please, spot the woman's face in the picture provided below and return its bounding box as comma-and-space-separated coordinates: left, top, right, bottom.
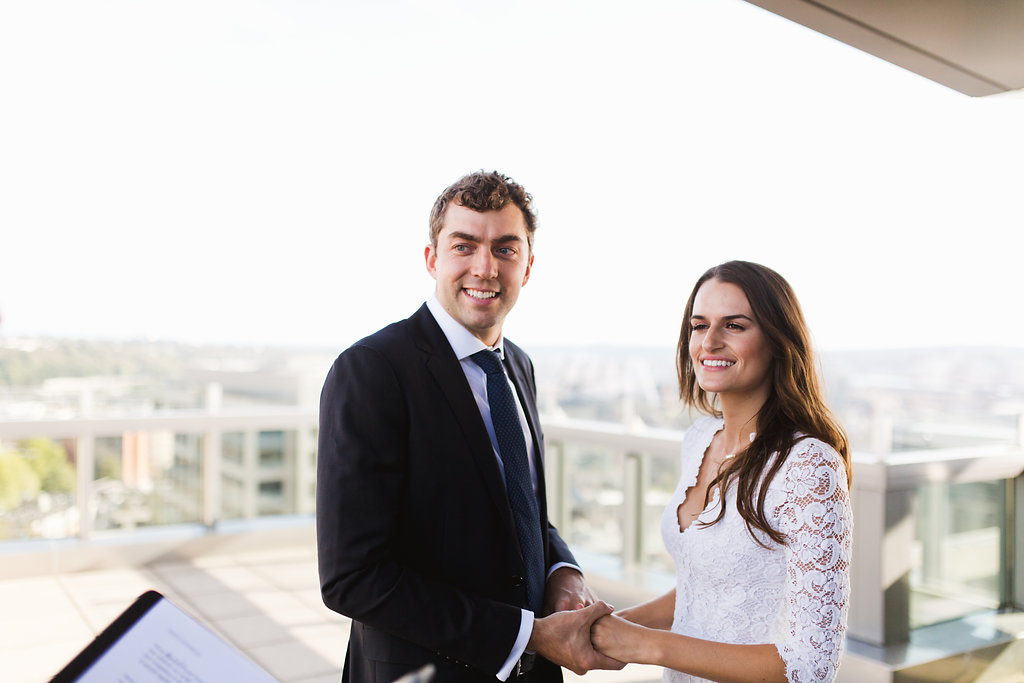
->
688, 278, 773, 402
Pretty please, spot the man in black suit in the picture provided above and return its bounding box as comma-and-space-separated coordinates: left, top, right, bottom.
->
317, 171, 622, 683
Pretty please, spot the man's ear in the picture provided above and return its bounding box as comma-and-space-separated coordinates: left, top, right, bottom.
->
521, 252, 534, 286
424, 244, 437, 279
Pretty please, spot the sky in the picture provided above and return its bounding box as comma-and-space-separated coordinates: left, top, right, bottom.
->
1, 0, 1022, 353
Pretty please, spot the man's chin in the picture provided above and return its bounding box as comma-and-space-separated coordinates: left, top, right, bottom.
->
456, 314, 504, 343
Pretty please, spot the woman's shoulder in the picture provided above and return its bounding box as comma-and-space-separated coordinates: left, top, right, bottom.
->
688, 414, 723, 434
787, 434, 841, 462
778, 434, 849, 488
681, 415, 723, 445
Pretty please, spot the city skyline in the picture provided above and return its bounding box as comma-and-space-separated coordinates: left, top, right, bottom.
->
2, 0, 1023, 354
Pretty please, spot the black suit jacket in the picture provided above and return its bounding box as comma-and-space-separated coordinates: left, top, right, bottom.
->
317, 304, 575, 683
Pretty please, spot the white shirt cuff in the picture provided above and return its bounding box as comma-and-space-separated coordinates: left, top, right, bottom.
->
547, 561, 581, 579
496, 609, 534, 681
495, 564, 584, 680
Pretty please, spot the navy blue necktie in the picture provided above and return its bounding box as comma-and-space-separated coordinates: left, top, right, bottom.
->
470, 349, 545, 614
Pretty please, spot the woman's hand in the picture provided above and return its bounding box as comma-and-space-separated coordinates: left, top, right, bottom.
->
593, 608, 789, 682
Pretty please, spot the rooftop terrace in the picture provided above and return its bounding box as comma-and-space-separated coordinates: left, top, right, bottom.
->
1, 522, 663, 683
3, 401, 1023, 681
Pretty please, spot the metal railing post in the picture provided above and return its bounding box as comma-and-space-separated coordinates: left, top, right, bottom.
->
295, 426, 316, 515
75, 433, 94, 541
1009, 472, 1023, 610
75, 389, 95, 540
202, 383, 222, 528
545, 440, 568, 535
622, 451, 646, 570
242, 430, 258, 518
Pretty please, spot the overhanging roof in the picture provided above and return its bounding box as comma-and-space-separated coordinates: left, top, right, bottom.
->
743, 0, 1024, 96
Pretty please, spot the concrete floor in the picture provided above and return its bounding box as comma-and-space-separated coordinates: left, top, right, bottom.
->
1, 540, 663, 683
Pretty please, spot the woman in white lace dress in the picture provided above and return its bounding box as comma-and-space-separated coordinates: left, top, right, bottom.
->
591, 261, 852, 683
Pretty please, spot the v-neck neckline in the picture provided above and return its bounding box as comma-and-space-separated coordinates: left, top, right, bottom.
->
675, 417, 725, 534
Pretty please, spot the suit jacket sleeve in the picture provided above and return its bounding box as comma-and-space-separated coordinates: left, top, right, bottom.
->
317, 342, 524, 675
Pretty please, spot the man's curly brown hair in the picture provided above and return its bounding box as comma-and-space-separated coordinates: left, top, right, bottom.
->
428, 170, 537, 251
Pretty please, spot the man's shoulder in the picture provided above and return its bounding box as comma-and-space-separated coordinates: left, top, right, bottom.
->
323, 309, 435, 387
502, 338, 536, 382
351, 317, 413, 352
337, 307, 446, 366
347, 305, 434, 354
501, 335, 528, 358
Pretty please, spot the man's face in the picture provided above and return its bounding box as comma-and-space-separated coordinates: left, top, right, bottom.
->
425, 203, 533, 346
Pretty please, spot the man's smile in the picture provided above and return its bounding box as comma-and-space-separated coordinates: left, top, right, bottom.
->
465, 288, 498, 300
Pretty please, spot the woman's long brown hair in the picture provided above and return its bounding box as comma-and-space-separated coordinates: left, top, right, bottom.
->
676, 261, 851, 546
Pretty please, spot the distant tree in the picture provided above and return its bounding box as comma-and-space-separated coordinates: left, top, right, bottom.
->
0, 451, 41, 511
19, 438, 76, 493
0, 339, 189, 387
95, 453, 122, 481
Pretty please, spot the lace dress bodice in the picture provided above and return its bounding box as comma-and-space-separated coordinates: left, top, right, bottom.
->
660, 417, 852, 683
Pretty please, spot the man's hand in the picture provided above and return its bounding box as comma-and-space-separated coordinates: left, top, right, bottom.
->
544, 567, 598, 615
528, 601, 626, 676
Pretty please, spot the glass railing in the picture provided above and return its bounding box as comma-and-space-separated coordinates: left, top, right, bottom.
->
0, 399, 318, 540
911, 479, 1006, 627
1, 394, 1022, 650
543, 418, 1024, 645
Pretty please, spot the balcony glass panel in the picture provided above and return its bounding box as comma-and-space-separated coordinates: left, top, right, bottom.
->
153, 432, 203, 525
562, 445, 624, 557
644, 452, 678, 573
258, 480, 286, 516
256, 430, 292, 516
93, 434, 146, 531
910, 479, 1004, 628
222, 431, 244, 466
0, 437, 77, 540
259, 430, 286, 468
221, 472, 246, 520
220, 432, 251, 520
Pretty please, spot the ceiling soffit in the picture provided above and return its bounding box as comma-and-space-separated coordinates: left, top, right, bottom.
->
743, 0, 1024, 96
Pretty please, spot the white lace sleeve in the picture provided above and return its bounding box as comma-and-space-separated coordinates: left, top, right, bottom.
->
773, 439, 853, 683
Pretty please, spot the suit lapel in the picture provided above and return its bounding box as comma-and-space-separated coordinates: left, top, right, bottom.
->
502, 348, 543, 476
409, 306, 518, 534
503, 344, 550, 532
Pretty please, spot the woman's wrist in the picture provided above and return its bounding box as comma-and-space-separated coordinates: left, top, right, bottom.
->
615, 605, 640, 623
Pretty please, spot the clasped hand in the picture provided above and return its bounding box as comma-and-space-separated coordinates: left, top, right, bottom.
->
529, 602, 625, 675
528, 569, 625, 675
590, 612, 647, 667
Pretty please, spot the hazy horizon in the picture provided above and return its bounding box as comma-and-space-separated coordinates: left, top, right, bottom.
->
3, 0, 1022, 354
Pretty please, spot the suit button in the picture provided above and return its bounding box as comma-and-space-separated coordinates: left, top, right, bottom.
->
511, 575, 524, 588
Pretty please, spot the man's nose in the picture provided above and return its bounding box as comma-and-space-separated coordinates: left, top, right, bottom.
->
471, 250, 498, 279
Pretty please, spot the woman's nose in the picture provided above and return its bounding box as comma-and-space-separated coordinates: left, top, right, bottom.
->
702, 326, 723, 350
